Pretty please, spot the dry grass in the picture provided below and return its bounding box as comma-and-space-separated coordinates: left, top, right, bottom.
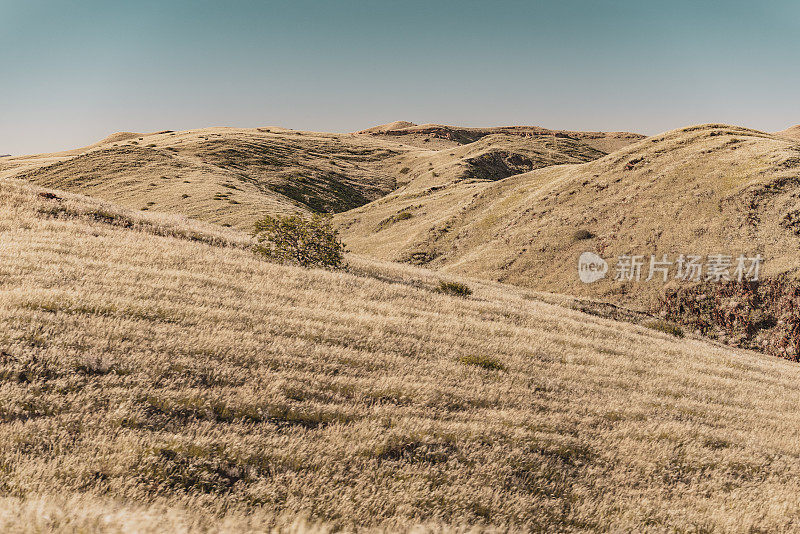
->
775, 124, 800, 142
357, 122, 645, 153
338, 124, 800, 310
376, 133, 610, 194
2, 178, 800, 531
0, 128, 410, 229
0, 123, 639, 234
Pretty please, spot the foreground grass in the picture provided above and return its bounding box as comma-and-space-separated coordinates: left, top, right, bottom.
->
2, 179, 800, 531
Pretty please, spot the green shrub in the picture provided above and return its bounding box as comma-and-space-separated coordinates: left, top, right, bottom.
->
573, 229, 595, 240
376, 210, 413, 230
643, 320, 684, 338
253, 214, 345, 269
460, 355, 505, 371
438, 280, 472, 297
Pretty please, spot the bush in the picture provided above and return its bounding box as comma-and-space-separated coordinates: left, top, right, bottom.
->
460, 355, 505, 371
253, 214, 345, 269
659, 279, 800, 360
573, 229, 595, 240
643, 320, 684, 338
376, 210, 413, 230
438, 281, 472, 297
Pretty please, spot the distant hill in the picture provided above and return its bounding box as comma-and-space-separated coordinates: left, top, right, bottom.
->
0, 127, 411, 228
11, 121, 799, 312
338, 124, 800, 309
356, 122, 646, 153
776, 125, 800, 141
376, 132, 610, 195
1, 123, 639, 229
357, 120, 418, 133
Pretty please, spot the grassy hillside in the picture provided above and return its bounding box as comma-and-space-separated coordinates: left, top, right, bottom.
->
3, 179, 800, 531
357, 122, 646, 153
0, 128, 411, 228
339, 124, 800, 309
1, 124, 641, 231
378, 133, 608, 194
776, 125, 800, 142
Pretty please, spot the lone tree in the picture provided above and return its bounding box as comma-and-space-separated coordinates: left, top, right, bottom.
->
253, 214, 345, 269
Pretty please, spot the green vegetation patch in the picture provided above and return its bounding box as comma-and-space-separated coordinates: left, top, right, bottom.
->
643, 320, 685, 338
438, 280, 472, 298
459, 354, 505, 371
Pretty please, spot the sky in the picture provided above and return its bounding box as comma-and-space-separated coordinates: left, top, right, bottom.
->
2, 0, 799, 155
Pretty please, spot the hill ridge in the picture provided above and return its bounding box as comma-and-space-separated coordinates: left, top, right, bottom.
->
338, 123, 800, 308
1, 123, 639, 229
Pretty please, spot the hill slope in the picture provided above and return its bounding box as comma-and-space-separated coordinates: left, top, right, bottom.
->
357, 122, 646, 152
0, 128, 411, 228
776, 125, 800, 141
1, 124, 642, 230
380, 132, 609, 194
3, 179, 800, 531
339, 124, 800, 308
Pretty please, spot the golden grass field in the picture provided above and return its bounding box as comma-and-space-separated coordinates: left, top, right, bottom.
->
5, 173, 800, 532
338, 124, 800, 309
3, 121, 800, 532
356, 122, 646, 154
0, 127, 411, 228
0, 124, 640, 232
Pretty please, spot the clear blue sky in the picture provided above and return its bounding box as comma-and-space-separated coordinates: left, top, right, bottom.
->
2, 0, 799, 155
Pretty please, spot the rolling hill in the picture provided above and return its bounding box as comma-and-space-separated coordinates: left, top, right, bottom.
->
0, 124, 643, 230
8, 121, 800, 320
4, 178, 800, 531
357, 121, 646, 153
382, 132, 609, 194
338, 124, 800, 309
776, 125, 800, 142
0, 128, 411, 228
